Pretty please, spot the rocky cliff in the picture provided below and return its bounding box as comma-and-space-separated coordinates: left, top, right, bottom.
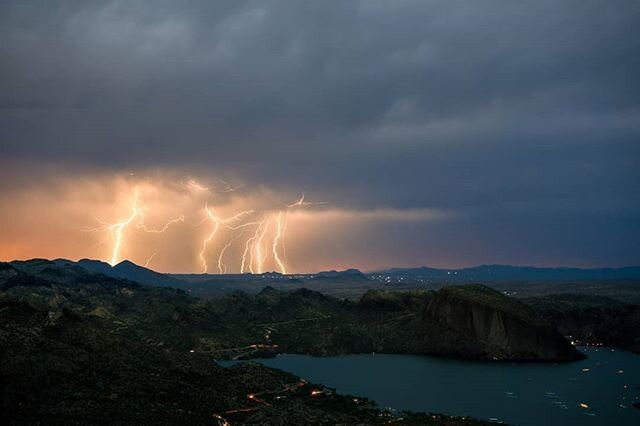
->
423, 285, 584, 361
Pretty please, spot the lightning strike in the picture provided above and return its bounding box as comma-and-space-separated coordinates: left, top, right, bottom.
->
272, 212, 286, 274
138, 214, 185, 233
217, 231, 244, 274
108, 191, 143, 265
87, 184, 323, 274
240, 217, 268, 273
199, 207, 221, 274
287, 194, 306, 208
144, 251, 158, 268
86, 189, 185, 267
253, 217, 271, 274
217, 240, 233, 274
287, 193, 327, 208
215, 218, 266, 274
199, 204, 254, 273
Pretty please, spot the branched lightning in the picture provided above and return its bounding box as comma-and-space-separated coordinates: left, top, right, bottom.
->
87, 185, 323, 274
221, 194, 324, 274
199, 204, 254, 273
86, 189, 184, 266
240, 216, 268, 273
137, 214, 185, 233
287, 193, 327, 208
271, 193, 325, 273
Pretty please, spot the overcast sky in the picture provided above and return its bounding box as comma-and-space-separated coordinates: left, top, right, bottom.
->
1, 1, 639, 271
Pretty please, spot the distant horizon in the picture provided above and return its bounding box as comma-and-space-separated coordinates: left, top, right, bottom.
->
5, 256, 640, 276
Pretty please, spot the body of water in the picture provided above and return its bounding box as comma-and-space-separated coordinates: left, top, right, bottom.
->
221, 347, 640, 425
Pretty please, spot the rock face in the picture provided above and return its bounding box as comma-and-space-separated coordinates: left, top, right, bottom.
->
423, 285, 584, 361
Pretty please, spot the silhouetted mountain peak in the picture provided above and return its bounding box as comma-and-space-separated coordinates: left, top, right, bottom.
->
77, 258, 184, 288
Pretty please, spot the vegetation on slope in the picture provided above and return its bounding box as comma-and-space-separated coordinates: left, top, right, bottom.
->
2, 260, 494, 425
523, 294, 640, 354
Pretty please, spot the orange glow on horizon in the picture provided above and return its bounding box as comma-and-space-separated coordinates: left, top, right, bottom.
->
0, 173, 449, 273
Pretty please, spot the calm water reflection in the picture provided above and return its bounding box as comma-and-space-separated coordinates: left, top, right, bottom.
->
222, 347, 640, 425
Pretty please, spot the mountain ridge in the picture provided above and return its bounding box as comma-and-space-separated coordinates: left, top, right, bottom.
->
374, 264, 640, 281
33, 257, 640, 282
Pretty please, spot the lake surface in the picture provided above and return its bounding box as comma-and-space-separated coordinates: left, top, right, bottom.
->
221, 347, 640, 425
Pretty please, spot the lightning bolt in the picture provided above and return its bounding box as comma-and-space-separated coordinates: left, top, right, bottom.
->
108, 191, 143, 265
144, 251, 158, 268
287, 193, 327, 208
87, 185, 323, 274
267, 194, 324, 274
239, 195, 323, 274
199, 206, 222, 274
86, 189, 184, 267
253, 216, 271, 274
217, 231, 244, 274
214, 216, 266, 274
240, 216, 268, 273
137, 214, 185, 233
240, 228, 256, 273
217, 239, 234, 274
287, 194, 305, 208
272, 212, 286, 274
199, 204, 254, 273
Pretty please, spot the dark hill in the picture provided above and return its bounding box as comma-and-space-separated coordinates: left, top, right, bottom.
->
1, 259, 496, 425
77, 258, 187, 288
524, 294, 640, 354
313, 268, 369, 281
424, 285, 581, 361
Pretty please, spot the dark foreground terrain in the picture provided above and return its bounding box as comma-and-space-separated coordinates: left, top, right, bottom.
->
76, 260, 640, 349
0, 260, 500, 425
0, 259, 609, 424
524, 293, 640, 354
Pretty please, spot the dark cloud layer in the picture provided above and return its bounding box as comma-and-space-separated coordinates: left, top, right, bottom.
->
1, 0, 639, 267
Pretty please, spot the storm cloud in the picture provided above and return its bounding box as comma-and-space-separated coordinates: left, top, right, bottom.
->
1, 0, 639, 269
